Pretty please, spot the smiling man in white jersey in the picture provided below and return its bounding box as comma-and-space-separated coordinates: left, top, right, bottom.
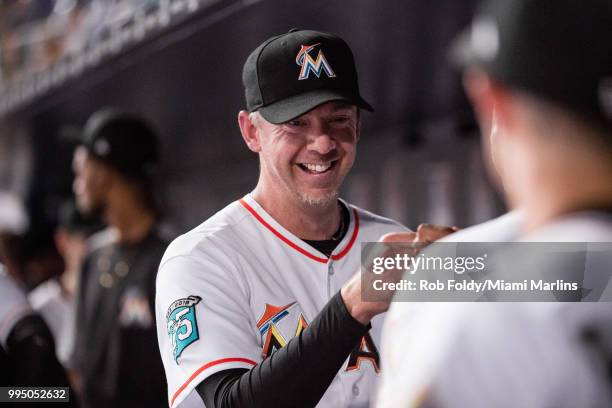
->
156, 29, 411, 408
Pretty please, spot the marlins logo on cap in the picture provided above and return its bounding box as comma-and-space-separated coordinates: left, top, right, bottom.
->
296, 43, 336, 80
242, 29, 373, 124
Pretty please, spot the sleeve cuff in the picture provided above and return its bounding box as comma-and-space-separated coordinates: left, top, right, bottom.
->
332, 291, 372, 333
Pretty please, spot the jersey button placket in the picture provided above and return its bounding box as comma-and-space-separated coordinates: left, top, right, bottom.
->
326, 261, 335, 299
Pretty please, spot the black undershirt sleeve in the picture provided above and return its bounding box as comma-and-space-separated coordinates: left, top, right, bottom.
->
196, 291, 370, 408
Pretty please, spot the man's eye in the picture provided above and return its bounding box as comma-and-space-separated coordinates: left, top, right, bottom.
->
287, 119, 304, 126
330, 117, 351, 124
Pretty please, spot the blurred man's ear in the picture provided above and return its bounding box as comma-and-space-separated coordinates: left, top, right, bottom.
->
238, 110, 262, 153
464, 69, 517, 139
463, 69, 514, 194
465, 69, 527, 210
464, 69, 496, 137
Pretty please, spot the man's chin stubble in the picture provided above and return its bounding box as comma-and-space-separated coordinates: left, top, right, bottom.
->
296, 190, 339, 208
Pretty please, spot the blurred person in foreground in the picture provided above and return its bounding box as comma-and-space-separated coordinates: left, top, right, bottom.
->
0, 261, 75, 406
437, 111, 522, 243
412, 110, 522, 245
70, 109, 169, 407
377, 0, 612, 407
28, 200, 99, 367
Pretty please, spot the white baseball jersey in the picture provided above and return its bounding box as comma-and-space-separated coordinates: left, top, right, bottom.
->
156, 194, 408, 407
438, 210, 523, 242
0, 267, 34, 348
377, 210, 524, 407
377, 211, 612, 408
28, 279, 75, 366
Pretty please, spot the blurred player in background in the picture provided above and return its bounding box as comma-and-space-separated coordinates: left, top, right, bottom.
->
0, 227, 64, 292
0, 266, 75, 407
70, 109, 168, 408
377, 0, 612, 407
29, 200, 98, 366
0, 194, 75, 405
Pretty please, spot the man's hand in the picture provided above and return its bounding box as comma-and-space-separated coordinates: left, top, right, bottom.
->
341, 224, 459, 325
414, 223, 459, 244
341, 232, 417, 325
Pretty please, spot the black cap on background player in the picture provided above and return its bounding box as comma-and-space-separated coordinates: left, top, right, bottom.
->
242, 28, 374, 124
80, 108, 160, 180
450, 0, 612, 129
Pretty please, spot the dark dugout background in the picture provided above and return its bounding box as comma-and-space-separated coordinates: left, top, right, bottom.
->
0, 0, 505, 234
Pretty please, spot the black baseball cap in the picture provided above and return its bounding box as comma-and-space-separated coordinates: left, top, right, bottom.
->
80, 109, 159, 180
243, 29, 373, 124
451, 0, 612, 125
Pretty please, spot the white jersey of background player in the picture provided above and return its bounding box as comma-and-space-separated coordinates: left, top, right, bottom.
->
0, 266, 33, 349
157, 195, 406, 407
377, 214, 612, 408
438, 210, 522, 243
377, 211, 523, 408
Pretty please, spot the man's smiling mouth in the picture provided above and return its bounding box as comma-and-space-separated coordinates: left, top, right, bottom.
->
297, 160, 338, 174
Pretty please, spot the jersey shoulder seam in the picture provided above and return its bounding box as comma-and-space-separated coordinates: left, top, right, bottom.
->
159, 205, 254, 270
349, 203, 408, 228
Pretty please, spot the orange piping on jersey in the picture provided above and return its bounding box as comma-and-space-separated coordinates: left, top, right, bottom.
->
170, 357, 257, 407
239, 199, 360, 263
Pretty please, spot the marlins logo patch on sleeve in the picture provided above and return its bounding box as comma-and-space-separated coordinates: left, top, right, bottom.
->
166, 295, 201, 363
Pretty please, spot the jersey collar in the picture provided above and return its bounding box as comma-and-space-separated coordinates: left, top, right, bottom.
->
239, 194, 359, 264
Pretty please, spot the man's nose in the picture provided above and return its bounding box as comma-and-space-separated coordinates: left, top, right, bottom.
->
307, 131, 336, 155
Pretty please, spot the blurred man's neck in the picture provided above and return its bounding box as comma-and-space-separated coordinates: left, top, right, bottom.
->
105, 186, 156, 244
519, 145, 612, 233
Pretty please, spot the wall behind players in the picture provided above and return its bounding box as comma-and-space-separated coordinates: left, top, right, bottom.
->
0, 0, 503, 232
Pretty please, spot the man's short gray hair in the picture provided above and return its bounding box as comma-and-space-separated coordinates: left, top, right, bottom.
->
249, 111, 263, 127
